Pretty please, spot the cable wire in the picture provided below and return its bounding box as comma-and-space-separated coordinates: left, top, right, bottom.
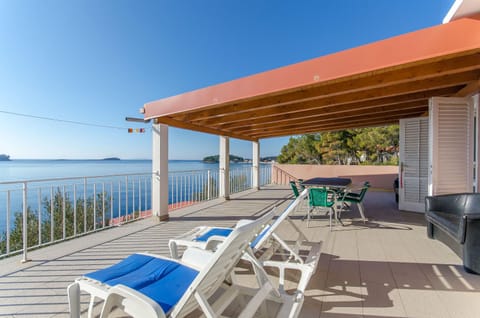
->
0, 109, 130, 130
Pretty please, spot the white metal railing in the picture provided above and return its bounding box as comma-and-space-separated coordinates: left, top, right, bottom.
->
0, 173, 152, 261
0, 164, 273, 260
168, 169, 220, 210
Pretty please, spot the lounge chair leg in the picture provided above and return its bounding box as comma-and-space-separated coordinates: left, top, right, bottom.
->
358, 203, 366, 223
88, 296, 96, 318
307, 208, 311, 228
329, 209, 332, 231
67, 282, 80, 318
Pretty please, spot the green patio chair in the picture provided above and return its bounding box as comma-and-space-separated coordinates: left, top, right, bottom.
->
307, 187, 336, 229
289, 181, 301, 198
290, 180, 308, 213
338, 181, 370, 223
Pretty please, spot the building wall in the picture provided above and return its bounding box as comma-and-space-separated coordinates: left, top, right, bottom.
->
272, 164, 398, 190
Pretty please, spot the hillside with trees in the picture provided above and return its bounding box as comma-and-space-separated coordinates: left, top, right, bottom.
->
203, 154, 245, 163
277, 125, 399, 165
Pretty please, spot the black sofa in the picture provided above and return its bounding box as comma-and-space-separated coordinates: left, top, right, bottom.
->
425, 193, 480, 274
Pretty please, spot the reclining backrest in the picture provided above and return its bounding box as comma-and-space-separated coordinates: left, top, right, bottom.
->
251, 188, 307, 249
171, 208, 276, 317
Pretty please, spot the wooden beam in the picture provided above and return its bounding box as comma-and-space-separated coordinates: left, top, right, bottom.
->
154, 117, 257, 142
189, 71, 479, 126
233, 102, 427, 134
215, 86, 459, 130
251, 113, 421, 139
246, 108, 424, 137
454, 79, 480, 97
173, 53, 480, 122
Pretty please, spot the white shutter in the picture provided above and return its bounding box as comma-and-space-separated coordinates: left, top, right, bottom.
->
399, 117, 429, 212
429, 97, 474, 195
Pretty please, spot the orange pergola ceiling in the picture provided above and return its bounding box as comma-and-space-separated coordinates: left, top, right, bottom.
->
143, 16, 480, 142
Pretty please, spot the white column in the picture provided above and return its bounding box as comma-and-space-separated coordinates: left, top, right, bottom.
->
152, 123, 169, 221
252, 141, 260, 190
219, 136, 230, 200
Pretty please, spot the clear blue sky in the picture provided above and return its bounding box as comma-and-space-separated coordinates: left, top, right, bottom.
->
0, 0, 454, 160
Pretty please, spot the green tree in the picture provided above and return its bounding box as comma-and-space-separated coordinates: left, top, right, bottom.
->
0, 189, 111, 256
315, 130, 358, 164
353, 126, 399, 165
277, 125, 399, 165
277, 134, 321, 164
0, 207, 41, 253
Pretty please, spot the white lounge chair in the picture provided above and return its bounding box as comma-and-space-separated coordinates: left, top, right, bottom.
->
169, 189, 321, 296
67, 209, 276, 318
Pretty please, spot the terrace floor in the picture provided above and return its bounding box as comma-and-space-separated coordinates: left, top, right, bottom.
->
0, 185, 479, 318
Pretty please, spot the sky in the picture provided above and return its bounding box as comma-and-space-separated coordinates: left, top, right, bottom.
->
0, 0, 455, 160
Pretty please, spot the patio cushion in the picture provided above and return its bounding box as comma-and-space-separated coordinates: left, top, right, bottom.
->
194, 228, 233, 242
85, 253, 199, 313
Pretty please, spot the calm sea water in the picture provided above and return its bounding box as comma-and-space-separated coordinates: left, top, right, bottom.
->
0, 160, 263, 231
0, 159, 222, 182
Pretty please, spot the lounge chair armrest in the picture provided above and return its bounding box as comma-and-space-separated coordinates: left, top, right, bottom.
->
101, 284, 166, 318
235, 219, 254, 227
203, 235, 229, 250
181, 247, 214, 270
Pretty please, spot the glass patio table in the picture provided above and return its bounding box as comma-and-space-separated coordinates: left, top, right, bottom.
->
301, 177, 352, 188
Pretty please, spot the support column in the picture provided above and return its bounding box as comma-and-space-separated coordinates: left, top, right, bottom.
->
152, 123, 169, 221
252, 141, 260, 190
219, 136, 230, 200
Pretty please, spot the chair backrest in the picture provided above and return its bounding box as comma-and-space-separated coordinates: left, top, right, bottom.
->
309, 187, 333, 207
297, 179, 306, 191
251, 188, 308, 250
172, 208, 276, 317
289, 181, 300, 197
358, 181, 370, 201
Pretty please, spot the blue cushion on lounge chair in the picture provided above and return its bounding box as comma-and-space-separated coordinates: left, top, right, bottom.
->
85, 254, 155, 282
138, 263, 198, 313
85, 254, 199, 313
194, 228, 233, 242
250, 224, 271, 248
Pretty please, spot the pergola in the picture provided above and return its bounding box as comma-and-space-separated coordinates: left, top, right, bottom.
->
142, 4, 480, 220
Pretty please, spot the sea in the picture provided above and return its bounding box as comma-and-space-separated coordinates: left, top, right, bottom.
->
0, 159, 220, 182
0, 159, 267, 231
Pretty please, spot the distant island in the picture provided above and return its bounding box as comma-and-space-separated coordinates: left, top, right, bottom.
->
0, 154, 11, 161
203, 154, 245, 163
260, 156, 277, 162
202, 155, 277, 163
103, 157, 120, 160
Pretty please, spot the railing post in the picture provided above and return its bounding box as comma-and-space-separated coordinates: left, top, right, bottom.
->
6, 190, 10, 255
73, 184, 77, 236
38, 188, 42, 245
83, 178, 87, 234
21, 182, 30, 263
207, 170, 211, 200
62, 185, 66, 239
